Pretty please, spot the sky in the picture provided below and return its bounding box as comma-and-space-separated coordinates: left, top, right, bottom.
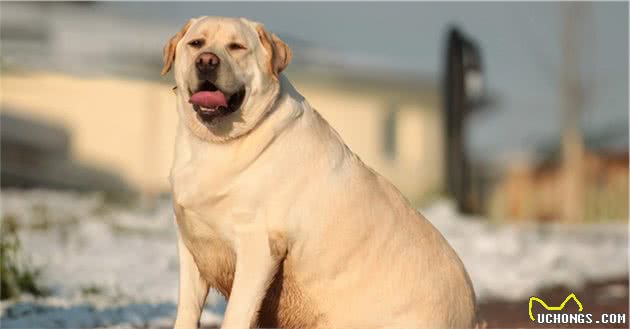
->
2, 1, 628, 160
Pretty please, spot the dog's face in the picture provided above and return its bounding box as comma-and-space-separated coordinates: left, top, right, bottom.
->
162, 17, 292, 142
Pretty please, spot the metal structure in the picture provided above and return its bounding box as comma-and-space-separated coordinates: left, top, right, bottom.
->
442, 26, 485, 214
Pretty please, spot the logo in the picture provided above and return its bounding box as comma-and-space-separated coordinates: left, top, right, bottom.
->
528, 293, 583, 321
528, 292, 627, 325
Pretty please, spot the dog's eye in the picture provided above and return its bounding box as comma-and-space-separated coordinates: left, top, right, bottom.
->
227, 42, 247, 51
188, 39, 204, 48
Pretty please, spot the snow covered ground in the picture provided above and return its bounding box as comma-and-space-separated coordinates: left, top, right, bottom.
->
424, 201, 628, 301
0, 189, 627, 328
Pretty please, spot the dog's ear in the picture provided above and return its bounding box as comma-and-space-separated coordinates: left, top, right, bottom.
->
271, 33, 292, 74
256, 24, 292, 78
161, 19, 194, 76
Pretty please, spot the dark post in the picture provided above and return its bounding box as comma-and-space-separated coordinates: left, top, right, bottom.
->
442, 26, 484, 214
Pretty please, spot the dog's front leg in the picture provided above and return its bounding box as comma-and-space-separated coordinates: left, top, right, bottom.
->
221, 213, 286, 329
174, 231, 210, 329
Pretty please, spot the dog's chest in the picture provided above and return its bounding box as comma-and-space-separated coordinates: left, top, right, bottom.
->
171, 162, 232, 211
170, 148, 323, 328
174, 200, 323, 329
175, 203, 322, 328
170, 149, 247, 287
178, 218, 237, 298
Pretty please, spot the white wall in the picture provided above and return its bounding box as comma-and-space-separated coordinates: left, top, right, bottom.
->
2, 72, 442, 200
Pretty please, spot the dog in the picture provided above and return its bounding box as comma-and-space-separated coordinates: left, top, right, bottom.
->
162, 16, 476, 329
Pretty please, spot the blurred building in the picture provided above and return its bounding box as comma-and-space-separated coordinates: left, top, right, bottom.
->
0, 70, 441, 202
0, 2, 442, 202
1, 112, 130, 192
486, 129, 628, 222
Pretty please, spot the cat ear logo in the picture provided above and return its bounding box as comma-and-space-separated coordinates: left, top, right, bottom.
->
528, 293, 584, 321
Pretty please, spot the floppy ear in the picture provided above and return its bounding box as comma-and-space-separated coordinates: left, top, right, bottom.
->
256, 25, 292, 78
161, 19, 194, 76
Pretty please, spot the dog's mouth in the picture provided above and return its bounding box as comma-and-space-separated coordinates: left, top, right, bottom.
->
188, 80, 246, 123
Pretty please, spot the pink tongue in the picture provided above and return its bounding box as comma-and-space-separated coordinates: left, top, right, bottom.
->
189, 91, 227, 108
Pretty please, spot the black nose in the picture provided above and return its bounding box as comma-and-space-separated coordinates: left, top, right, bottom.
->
196, 52, 220, 74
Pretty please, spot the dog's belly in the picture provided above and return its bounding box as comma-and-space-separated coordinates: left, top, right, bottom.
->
182, 234, 323, 329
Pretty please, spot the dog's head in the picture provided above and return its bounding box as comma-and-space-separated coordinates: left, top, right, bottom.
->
162, 17, 292, 142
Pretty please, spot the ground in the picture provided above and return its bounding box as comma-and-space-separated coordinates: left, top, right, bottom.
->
0, 190, 627, 328
478, 278, 629, 328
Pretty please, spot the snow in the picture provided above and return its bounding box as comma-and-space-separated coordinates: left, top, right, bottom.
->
423, 200, 628, 301
0, 190, 224, 329
1, 189, 627, 328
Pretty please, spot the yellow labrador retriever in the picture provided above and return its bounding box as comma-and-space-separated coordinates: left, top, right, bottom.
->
162, 16, 476, 329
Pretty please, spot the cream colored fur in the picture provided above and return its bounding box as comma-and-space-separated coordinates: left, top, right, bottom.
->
165, 16, 476, 329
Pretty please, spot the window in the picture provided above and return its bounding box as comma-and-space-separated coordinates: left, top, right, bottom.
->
382, 104, 399, 159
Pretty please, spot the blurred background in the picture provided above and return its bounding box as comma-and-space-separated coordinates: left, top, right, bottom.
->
0, 2, 628, 329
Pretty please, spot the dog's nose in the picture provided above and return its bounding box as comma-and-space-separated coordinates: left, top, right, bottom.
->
196, 52, 220, 73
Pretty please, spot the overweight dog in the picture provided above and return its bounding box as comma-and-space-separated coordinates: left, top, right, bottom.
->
162, 16, 476, 329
